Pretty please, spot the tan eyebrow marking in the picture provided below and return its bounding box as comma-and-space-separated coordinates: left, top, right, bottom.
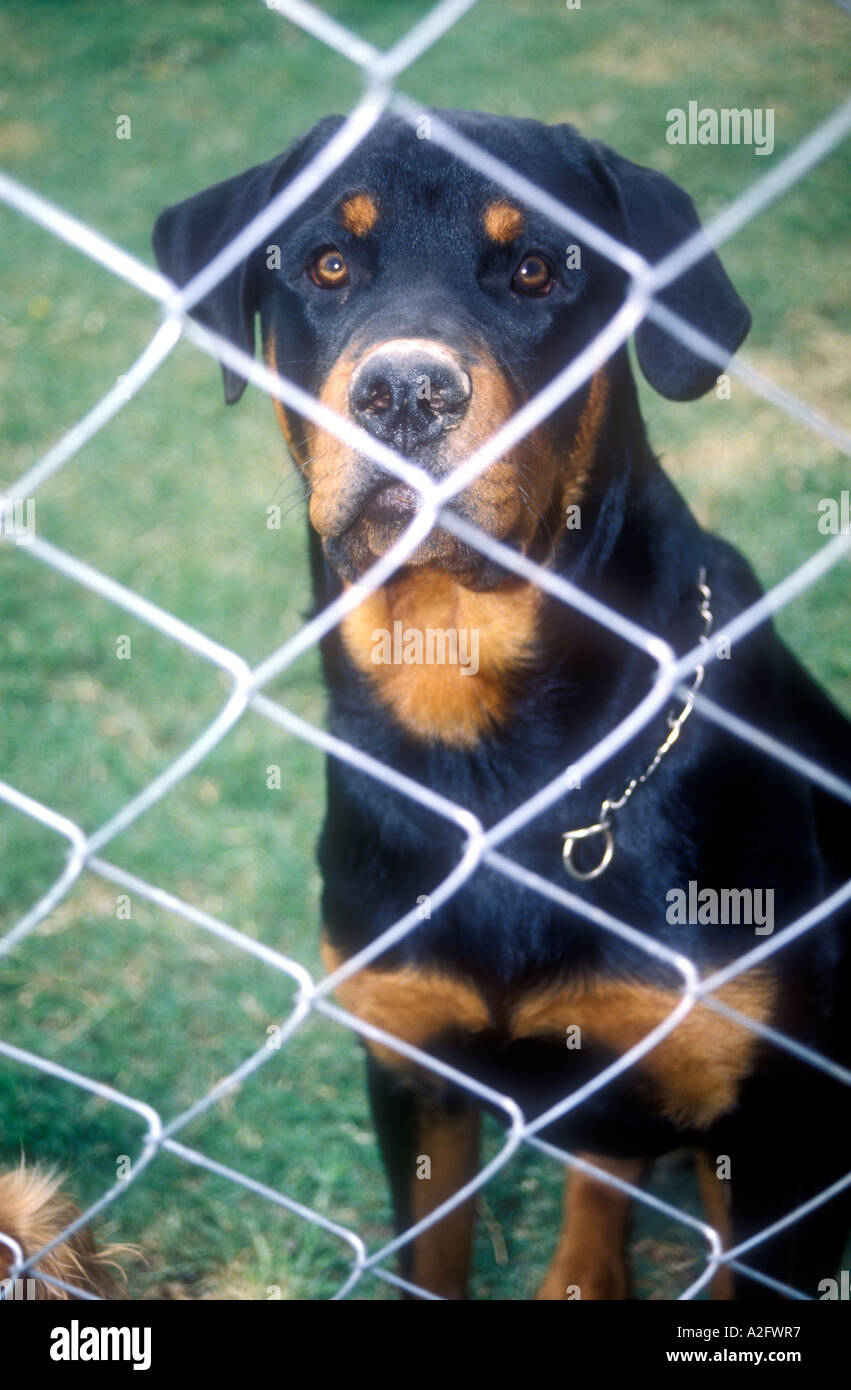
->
483, 199, 525, 244
340, 192, 378, 237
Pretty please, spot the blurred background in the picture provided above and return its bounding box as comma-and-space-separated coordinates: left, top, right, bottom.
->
0, 0, 848, 1298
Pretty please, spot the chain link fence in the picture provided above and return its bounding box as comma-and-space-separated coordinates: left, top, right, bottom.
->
1, 0, 849, 1301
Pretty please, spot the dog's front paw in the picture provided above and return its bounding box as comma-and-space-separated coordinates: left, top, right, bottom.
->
535, 1251, 629, 1300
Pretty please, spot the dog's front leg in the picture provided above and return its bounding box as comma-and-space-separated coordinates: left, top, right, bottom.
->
366, 1055, 481, 1299
536, 1154, 647, 1300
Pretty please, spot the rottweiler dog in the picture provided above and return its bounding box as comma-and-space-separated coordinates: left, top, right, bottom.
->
153, 111, 851, 1300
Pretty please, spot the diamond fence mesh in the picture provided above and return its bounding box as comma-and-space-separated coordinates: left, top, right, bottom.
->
1, 0, 849, 1301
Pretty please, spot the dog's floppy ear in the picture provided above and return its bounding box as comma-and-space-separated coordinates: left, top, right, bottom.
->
591, 142, 751, 400
152, 116, 344, 404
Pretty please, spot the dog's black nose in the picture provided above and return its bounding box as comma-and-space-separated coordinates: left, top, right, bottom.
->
349, 341, 471, 455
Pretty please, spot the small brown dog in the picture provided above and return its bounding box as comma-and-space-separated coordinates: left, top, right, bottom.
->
0, 1163, 133, 1300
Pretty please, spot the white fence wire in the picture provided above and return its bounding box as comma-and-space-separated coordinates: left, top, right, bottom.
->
1, 0, 849, 1301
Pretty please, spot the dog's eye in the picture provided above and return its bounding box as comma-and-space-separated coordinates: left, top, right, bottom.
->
512, 254, 554, 297
310, 248, 349, 288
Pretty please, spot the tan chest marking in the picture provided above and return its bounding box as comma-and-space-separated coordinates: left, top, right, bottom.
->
509, 973, 775, 1130
340, 568, 541, 747
322, 939, 773, 1129
321, 938, 490, 1070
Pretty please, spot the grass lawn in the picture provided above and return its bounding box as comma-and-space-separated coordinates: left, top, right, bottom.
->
0, 0, 848, 1299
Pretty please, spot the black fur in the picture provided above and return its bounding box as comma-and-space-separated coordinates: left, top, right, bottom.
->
153, 110, 850, 1299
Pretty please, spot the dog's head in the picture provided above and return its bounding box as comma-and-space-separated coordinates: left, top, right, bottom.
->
153, 111, 749, 589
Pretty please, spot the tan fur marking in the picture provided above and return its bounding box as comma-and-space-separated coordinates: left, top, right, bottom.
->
321, 938, 491, 1072
340, 568, 541, 747
0, 1163, 136, 1298
340, 192, 378, 237
322, 937, 773, 1131
483, 200, 525, 244
264, 339, 304, 465
695, 1150, 734, 1299
510, 973, 775, 1130
537, 1155, 646, 1300
304, 349, 360, 537
410, 1104, 481, 1298
562, 369, 609, 510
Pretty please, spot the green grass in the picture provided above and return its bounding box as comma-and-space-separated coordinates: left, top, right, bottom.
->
0, 0, 848, 1299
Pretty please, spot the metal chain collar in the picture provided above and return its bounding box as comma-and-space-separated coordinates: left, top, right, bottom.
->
562, 568, 713, 881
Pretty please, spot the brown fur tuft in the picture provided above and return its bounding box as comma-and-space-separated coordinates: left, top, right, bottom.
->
0, 1162, 138, 1299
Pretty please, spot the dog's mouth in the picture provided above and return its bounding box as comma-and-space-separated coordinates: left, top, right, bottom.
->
320, 469, 514, 587
360, 479, 421, 531
346, 474, 474, 577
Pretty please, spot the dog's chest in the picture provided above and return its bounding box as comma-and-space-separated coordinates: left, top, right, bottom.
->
321, 936, 773, 1132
